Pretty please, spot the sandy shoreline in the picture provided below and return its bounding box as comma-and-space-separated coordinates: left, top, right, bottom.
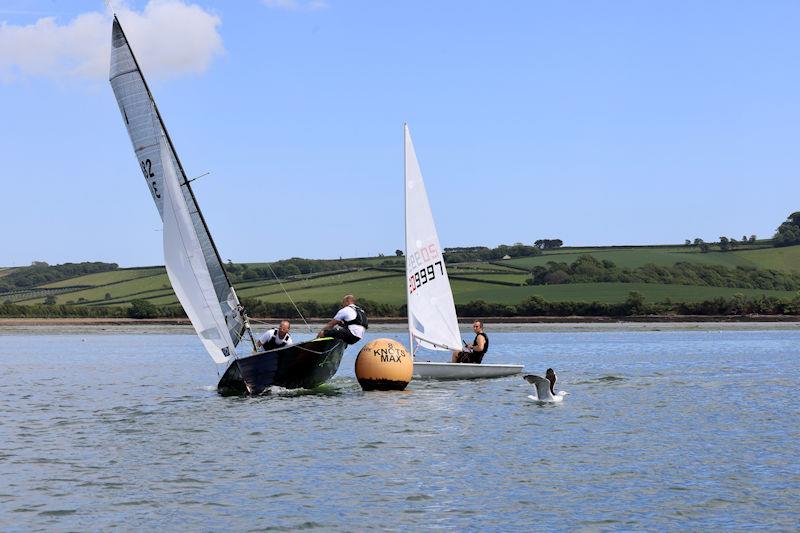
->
1, 317, 799, 335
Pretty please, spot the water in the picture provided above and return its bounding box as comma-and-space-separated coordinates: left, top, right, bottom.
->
1, 325, 799, 531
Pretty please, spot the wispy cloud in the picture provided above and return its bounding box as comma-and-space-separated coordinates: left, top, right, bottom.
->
262, 0, 328, 12
0, 0, 223, 83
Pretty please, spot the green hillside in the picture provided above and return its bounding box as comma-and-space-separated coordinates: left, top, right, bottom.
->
504, 246, 799, 271
2, 243, 799, 316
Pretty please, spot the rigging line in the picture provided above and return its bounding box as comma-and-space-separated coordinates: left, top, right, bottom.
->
265, 262, 313, 334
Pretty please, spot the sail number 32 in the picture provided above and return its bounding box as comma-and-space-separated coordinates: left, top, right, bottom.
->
409, 261, 444, 293
140, 159, 160, 199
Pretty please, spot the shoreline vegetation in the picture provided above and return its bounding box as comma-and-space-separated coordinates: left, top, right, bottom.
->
2, 315, 800, 326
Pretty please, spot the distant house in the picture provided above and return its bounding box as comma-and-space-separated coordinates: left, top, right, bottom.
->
502, 255, 512, 260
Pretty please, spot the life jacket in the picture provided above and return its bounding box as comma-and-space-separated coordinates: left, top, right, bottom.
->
263, 328, 290, 350
342, 305, 369, 329
472, 332, 488, 357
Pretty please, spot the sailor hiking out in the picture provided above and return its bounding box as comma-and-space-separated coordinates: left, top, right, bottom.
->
318, 294, 368, 345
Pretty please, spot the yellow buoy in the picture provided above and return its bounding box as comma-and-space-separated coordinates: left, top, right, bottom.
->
355, 338, 412, 391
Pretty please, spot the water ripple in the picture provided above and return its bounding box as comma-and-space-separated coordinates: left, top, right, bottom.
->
1, 328, 799, 530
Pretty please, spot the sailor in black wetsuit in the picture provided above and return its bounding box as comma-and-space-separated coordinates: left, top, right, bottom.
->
257, 320, 293, 351
317, 294, 368, 345
451, 320, 489, 363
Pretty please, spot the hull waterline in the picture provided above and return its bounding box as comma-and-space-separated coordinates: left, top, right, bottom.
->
412, 361, 523, 380
217, 338, 347, 395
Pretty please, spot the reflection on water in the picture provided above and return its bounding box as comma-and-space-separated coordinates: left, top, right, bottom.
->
0, 327, 799, 530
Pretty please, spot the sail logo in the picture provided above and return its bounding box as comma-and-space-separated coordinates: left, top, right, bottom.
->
407, 243, 439, 271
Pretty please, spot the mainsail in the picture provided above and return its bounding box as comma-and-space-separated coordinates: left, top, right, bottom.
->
160, 136, 238, 364
109, 17, 246, 362
404, 124, 462, 352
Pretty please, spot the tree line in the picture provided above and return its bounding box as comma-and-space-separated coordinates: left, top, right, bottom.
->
525, 255, 800, 291
3, 291, 800, 319
443, 243, 543, 263
684, 236, 757, 252
0, 262, 118, 293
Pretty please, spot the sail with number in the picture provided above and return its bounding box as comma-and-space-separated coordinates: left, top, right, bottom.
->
404, 124, 462, 352
109, 16, 245, 363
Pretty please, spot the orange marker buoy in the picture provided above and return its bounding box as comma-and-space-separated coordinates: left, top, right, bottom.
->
355, 338, 412, 391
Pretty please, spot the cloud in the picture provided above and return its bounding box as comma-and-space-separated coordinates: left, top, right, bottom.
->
0, 0, 223, 83
262, 0, 328, 12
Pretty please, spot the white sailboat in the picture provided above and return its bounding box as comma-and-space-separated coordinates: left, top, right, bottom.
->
404, 124, 523, 380
109, 16, 347, 394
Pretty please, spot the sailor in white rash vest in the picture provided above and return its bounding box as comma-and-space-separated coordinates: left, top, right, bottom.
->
317, 294, 368, 345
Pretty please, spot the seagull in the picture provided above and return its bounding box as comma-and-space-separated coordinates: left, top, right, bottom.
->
524, 368, 567, 402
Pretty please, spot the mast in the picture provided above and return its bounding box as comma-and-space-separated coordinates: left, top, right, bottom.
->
404, 123, 413, 354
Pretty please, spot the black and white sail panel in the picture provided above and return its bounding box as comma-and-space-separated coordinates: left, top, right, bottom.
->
109, 17, 246, 359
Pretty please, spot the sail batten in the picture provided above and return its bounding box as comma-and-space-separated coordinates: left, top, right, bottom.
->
109, 16, 246, 360
404, 125, 462, 353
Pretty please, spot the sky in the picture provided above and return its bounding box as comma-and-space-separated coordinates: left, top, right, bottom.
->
1, 0, 799, 267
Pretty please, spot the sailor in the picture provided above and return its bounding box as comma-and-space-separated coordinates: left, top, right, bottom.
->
317, 294, 368, 345
451, 320, 489, 363
257, 320, 293, 351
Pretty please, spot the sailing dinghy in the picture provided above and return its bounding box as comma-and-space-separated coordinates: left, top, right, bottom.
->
404, 125, 523, 380
109, 16, 346, 395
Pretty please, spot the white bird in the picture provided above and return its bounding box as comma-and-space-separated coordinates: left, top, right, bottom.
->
524, 369, 567, 402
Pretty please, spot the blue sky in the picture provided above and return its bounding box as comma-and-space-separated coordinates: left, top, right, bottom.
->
1, 0, 799, 267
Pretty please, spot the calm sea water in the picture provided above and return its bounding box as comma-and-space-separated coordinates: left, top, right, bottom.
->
1, 325, 798, 531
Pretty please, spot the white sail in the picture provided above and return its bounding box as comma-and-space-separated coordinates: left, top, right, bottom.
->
109, 16, 247, 354
160, 136, 237, 364
404, 124, 462, 352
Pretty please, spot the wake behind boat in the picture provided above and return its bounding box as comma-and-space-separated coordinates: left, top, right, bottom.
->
109, 16, 345, 394
404, 125, 522, 380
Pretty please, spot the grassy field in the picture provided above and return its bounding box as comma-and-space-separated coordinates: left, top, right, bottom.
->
39, 268, 164, 289
450, 273, 529, 285
503, 246, 798, 271
17, 273, 172, 305
5, 243, 799, 311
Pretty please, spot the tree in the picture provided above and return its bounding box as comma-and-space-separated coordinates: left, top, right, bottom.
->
693, 238, 704, 246
773, 211, 800, 247
104, 293, 112, 300
534, 239, 563, 249
625, 291, 646, 315
44, 295, 57, 305
395, 249, 403, 256
684, 239, 691, 246
128, 299, 158, 319
700, 243, 710, 253
749, 235, 757, 243
719, 236, 730, 251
